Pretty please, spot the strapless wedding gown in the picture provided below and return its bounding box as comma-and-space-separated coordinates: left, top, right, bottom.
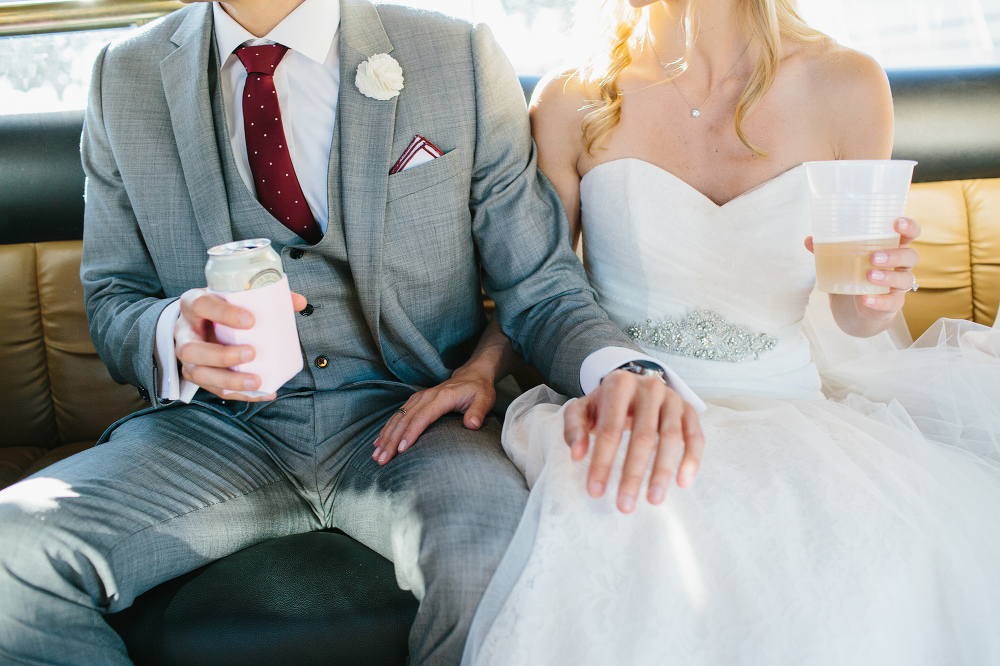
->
463, 159, 1000, 665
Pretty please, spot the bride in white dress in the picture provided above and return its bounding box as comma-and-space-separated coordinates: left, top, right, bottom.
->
378, 0, 1000, 662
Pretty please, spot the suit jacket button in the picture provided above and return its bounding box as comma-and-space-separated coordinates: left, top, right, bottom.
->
138, 386, 151, 402
289, 248, 305, 260
314, 355, 329, 369
300, 304, 314, 316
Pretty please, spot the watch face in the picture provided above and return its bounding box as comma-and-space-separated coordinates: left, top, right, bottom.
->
620, 361, 667, 383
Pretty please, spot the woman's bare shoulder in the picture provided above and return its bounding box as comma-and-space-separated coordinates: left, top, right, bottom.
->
783, 40, 888, 97
529, 68, 592, 159
785, 41, 893, 157
529, 69, 590, 129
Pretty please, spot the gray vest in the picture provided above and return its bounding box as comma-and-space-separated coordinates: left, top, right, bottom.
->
209, 57, 389, 393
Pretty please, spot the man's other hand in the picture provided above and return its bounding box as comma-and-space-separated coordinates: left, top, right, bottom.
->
563, 369, 705, 514
174, 287, 307, 402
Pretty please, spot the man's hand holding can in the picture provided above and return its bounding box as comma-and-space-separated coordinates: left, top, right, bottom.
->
174, 239, 307, 402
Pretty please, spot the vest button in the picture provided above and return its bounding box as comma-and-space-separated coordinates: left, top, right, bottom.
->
314, 355, 329, 369
300, 304, 314, 316
289, 248, 305, 260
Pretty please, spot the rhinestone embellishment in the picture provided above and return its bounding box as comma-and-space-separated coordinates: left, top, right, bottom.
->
626, 310, 778, 362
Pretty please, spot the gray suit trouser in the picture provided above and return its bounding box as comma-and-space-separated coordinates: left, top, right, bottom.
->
0, 385, 528, 665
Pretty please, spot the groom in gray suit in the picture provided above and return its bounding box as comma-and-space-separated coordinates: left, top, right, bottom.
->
0, 0, 704, 663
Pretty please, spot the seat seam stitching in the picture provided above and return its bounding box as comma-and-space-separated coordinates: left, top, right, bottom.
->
964, 180, 977, 323
32, 243, 59, 449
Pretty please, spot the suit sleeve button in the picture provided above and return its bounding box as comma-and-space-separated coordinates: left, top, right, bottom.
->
289, 248, 305, 260
300, 304, 314, 316
314, 355, 329, 369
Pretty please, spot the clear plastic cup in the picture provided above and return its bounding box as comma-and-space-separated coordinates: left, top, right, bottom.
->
804, 160, 917, 295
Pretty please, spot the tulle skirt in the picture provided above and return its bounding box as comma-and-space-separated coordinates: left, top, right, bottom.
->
463, 319, 1000, 666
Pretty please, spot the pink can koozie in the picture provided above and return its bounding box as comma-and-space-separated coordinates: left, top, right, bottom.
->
211, 275, 304, 396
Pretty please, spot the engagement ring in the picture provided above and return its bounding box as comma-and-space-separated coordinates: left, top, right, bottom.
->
911, 275, 920, 292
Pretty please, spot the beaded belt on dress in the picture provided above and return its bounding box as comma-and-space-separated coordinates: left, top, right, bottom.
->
626, 310, 777, 362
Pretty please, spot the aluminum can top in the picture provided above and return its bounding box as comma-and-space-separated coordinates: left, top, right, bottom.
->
208, 238, 273, 256
205, 238, 284, 292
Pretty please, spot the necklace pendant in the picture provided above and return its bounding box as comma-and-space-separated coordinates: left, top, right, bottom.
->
691, 109, 701, 118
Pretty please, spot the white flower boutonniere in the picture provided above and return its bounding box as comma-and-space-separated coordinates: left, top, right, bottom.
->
355, 54, 404, 101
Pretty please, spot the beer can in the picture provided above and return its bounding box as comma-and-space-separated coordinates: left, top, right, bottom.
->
205, 239, 285, 292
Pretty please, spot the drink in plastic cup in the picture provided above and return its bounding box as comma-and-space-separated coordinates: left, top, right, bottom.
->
804, 160, 917, 295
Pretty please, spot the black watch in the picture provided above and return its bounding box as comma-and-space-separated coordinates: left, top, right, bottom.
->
617, 360, 668, 384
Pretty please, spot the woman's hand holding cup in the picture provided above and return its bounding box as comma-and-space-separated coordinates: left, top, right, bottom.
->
806, 216, 920, 321
857, 216, 921, 316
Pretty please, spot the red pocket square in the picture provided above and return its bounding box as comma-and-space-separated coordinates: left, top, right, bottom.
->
391, 135, 444, 175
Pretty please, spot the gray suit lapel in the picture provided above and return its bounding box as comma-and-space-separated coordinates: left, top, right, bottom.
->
338, 0, 397, 354
160, 3, 232, 251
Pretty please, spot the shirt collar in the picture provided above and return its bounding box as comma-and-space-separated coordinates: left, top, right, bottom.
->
213, 0, 341, 66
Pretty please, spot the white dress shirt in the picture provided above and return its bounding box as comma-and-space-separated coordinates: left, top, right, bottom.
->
213, 0, 341, 230
154, 1, 701, 411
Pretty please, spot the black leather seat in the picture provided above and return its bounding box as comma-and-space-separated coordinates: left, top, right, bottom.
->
0, 110, 89, 244
105, 531, 417, 666
889, 68, 1000, 183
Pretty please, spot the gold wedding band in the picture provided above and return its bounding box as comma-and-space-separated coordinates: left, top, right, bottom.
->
396, 408, 407, 416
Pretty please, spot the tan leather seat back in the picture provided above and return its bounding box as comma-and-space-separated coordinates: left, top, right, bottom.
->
904, 178, 999, 338
1, 243, 60, 449
0, 241, 144, 454
37, 241, 147, 441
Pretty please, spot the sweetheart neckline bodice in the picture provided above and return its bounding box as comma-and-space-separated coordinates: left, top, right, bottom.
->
580, 158, 806, 209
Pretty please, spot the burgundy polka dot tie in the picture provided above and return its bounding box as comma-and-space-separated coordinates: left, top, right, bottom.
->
236, 44, 322, 245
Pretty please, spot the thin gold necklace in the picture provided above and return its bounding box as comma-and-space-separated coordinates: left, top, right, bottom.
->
648, 34, 751, 118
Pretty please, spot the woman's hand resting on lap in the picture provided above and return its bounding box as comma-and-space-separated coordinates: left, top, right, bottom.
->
373, 318, 520, 465
373, 367, 497, 465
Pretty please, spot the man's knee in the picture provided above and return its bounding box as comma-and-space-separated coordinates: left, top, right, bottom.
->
422, 498, 523, 586
0, 477, 75, 550
401, 417, 527, 545
389, 418, 529, 599
0, 487, 58, 589
0, 479, 106, 603
398, 476, 527, 665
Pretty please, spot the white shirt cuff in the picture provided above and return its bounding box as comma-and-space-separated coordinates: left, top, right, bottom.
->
580, 346, 708, 413
154, 300, 200, 404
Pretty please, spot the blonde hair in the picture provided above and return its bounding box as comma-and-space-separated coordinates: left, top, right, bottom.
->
577, 0, 827, 156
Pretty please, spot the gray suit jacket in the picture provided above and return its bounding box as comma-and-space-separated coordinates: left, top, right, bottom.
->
80, 0, 639, 402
